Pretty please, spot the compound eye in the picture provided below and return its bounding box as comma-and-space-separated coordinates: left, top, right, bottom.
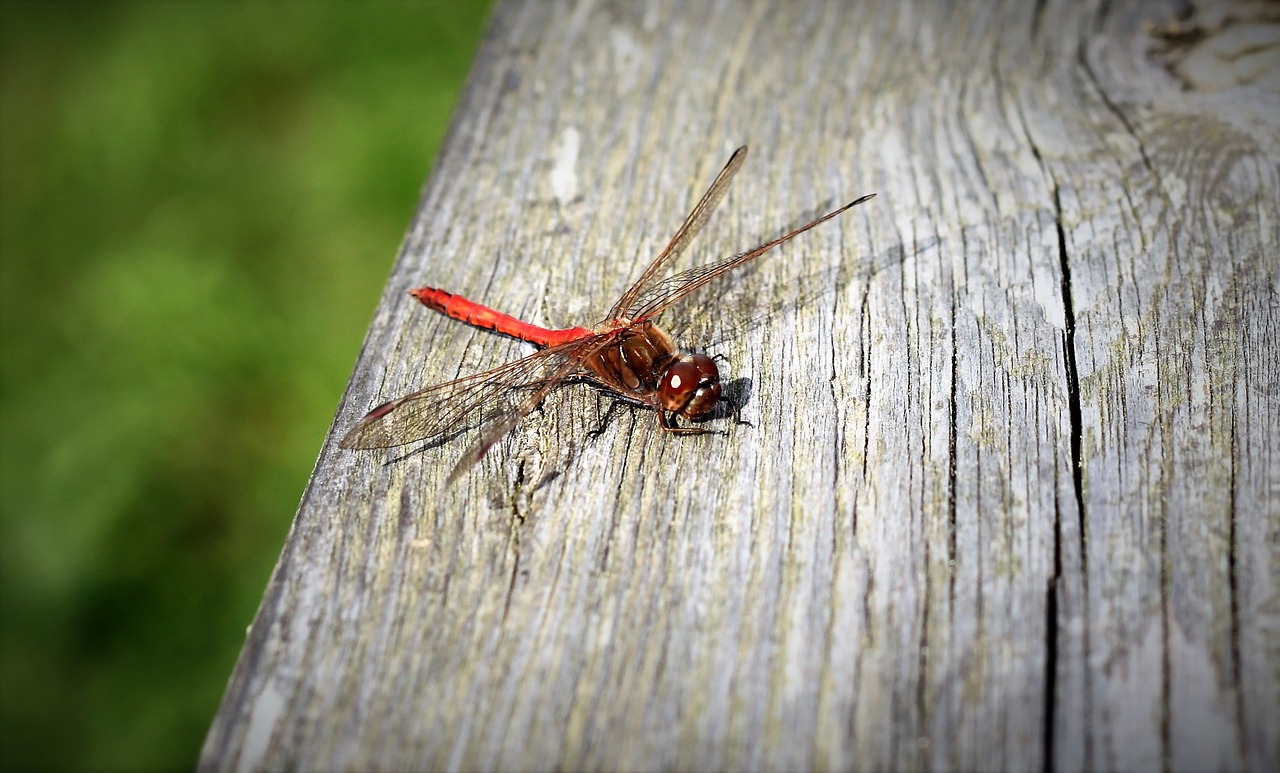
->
659, 354, 720, 417
663, 360, 700, 402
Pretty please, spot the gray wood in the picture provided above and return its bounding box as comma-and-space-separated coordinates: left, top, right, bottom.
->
201, 0, 1279, 770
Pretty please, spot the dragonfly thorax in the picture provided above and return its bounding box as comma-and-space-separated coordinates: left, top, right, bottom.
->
587, 321, 720, 418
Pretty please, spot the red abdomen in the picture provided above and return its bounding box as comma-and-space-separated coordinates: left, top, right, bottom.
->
410, 286, 591, 347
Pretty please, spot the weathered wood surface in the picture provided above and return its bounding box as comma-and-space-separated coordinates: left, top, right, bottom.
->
201, 0, 1279, 770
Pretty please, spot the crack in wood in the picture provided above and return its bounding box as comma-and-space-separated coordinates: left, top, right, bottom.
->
502, 459, 527, 626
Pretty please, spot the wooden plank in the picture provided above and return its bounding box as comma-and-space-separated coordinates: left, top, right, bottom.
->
200, 0, 1279, 770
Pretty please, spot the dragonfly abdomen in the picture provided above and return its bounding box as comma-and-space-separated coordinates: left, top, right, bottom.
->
410, 286, 591, 347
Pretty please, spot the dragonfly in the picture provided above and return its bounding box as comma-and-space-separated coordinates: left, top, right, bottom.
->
341, 145, 875, 481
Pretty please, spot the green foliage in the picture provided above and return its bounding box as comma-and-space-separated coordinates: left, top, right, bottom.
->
0, 2, 491, 768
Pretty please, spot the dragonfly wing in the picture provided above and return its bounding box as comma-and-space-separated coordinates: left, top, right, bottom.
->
606, 146, 747, 320
627, 193, 876, 322
444, 340, 610, 483
339, 342, 586, 451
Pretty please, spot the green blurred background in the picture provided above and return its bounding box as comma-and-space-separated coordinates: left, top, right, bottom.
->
0, 1, 492, 768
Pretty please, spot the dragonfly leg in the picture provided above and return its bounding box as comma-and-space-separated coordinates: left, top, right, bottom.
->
587, 395, 630, 438
657, 410, 714, 436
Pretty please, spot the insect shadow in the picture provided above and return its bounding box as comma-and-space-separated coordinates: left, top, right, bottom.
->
659, 233, 936, 348
580, 374, 754, 441
368, 232, 931, 476
380, 424, 475, 466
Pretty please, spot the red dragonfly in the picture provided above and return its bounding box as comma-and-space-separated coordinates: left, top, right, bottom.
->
341, 145, 874, 480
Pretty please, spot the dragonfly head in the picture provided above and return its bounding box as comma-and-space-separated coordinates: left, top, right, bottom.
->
659, 353, 721, 419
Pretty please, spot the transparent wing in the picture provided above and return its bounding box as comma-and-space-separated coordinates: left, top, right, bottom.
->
627, 193, 876, 323
443, 339, 611, 483
339, 339, 597, 452
606, 145, 747, 320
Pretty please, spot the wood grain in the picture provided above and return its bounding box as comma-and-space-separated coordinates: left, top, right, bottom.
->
201, 0, 1279, 770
